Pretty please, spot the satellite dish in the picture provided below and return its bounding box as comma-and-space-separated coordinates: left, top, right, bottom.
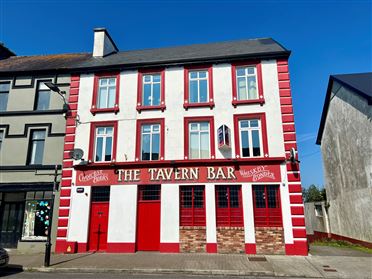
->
290, 148, 297, 163
69, 148, 84, 160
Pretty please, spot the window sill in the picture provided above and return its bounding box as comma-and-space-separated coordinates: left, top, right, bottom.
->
232, 98, 265, 107
90, 107, 119, 115
88, 159, 116, 164
183, 102, 215, 110
136, 105, 166, 112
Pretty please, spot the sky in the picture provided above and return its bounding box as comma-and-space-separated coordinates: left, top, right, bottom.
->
0, 0, 371, 188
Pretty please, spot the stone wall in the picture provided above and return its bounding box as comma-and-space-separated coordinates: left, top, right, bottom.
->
255, 227, 285, 254
180, 226, 206, 253
216, 227, 245, 254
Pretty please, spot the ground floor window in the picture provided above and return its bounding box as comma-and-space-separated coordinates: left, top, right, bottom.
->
215, 185, 243, 227
22, 191, 52, 241
252, 185, 282, 227
180, 185, 205, 226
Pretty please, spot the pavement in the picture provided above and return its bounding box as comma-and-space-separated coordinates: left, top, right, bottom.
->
2, 246, 372, 278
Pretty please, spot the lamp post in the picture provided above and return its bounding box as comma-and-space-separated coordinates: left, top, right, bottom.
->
44, 82, 69, 113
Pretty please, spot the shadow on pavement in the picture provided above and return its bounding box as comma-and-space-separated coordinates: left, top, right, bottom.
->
0, 264, 23, 278
50, 252, 96, 267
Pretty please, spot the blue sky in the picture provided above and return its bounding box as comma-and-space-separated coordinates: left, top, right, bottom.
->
1, 0, 371, 188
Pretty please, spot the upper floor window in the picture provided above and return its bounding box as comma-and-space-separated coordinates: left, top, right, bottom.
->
215, 185, 243, 227
137, 70, 165, 111
136, 119, 164, 161
231, 62, 264, 106
184, 66, 214, 109
35, 81, 51, 111
89, 121, 118, 162
252, 185, 282, 227
91, 73, 120, 114
0, 130, 4, 151
27, 130, 46, 165
180, 186, 206, 226
234, 113, 268, 158
0, 82, 10, 111
184, 116, 215, 160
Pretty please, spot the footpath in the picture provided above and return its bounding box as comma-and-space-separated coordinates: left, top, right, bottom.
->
3, 247, 372, 278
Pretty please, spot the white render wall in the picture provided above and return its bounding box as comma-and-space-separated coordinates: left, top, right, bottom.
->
160, 184, 179, 243
74, 60, 285, 162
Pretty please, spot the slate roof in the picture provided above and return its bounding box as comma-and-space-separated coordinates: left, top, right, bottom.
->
316, 72, 372, 145
0, 38, 290, 74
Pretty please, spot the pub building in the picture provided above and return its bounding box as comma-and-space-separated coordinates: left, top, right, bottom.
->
55, 28, 307, 255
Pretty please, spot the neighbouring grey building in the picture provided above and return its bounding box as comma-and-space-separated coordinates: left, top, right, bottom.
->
0, 49, 87, 251
316, 73, 372, 246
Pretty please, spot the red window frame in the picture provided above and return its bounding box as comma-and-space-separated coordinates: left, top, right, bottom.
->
88, 121, 118, 162
233, 113, 269, 158
215, 185, 244, 227
135, 118, 165, 161
138, 185, 161, 202
252, 185, 283, 227
184, 116, 215, 160
180, 185, 206, 226
184, 65, 214, 109
137, 68, 166, 112
91, 72, 120, 114
231, 61, 264, 107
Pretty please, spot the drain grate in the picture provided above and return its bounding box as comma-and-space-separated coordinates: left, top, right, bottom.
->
248, 256, 267, 262
324, 268, 338, 272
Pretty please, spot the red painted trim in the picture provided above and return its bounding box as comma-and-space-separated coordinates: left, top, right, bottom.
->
159, 243, 180, 253
291, 206, 304, 215
77, 242, 88, 253
184, 65, 215, 109
245, 243, 257, 254
287, 172, 301, 182
292, 217, 305, 227
59, 198, 71, 207
62, 169, 72, 177
233, 113, 269, 158
65, 126, 76, 134
58, 218, 68, 227
65, 242, 77, 253
289, 194, 303, 204
88, 121, 118, 162
231, 60, 264, 107
135, 118, 165, 161
184, 116, 215, 159
285, 241, 308, 255
60, 179, 72, 187
307, 231, 372, 249
57, 228, 67, 237
65, 134, 75, 143
60, 188, 71, 197
206, 243, 217, 253
63, 160, 73, 168
91, 72, 120, 114
55, 239, 66, 253
293, 228, 307, 238
137, 68, 166, 112
107, 242, 136, 253
288, 184, 302, 193
59, 208, 70, 217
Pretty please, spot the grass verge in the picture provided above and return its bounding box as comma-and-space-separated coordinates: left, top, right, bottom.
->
312, 239, 372, 254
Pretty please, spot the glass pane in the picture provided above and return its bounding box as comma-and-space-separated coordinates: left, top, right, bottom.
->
190, 123, 198, 131
189, 132, 199, 159
151, 134, 160, 160
33, 130, 45, 140
96, 127, 105, 134
107, 86, 116, 107
267, 186, 279, 208
254, 186, 266, 208
189, 71, 197, 79
106, 127, 113, 135
99, 78, 108, 86
236, 68, 245, 76
240, 120, 249, 128
230, 186, 240, 208
142, 125, 151, 133
247, 76, 257, 99
237, 77, 247, 100
152, 83, 161, 105
0, 83, 10, 91
141, 134, 151, 160
152, 124, 160, 132
181, 187, 192, 208
241, 131, 250, 157
0, 93, 9, 111
95, 137, 103, 162
108, 78, 116, 85
194, 187, 204, 208
250, 120, 259, 127
189, 80, 198, 103
98, 87, 108, 108
153, 74, 161, 82
36, 91, 50, 110
143, 75, 151, 83
217, 187, 228, 208
200, 122, 209, 131
143, 84, 152, 106
247, 67, 255, 75
33, 140, 45, 164
252, 130, 261, 156
199, 79, 208, 102
105, 137, 112, 161
198, 71, 207, 78
200, 132, 209, 158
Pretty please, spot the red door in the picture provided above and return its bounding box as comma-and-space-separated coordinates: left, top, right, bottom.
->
136, 185, 161, 251
88, 202, 109, 252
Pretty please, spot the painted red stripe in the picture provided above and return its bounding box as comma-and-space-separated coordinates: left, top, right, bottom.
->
160, 243, 180, 253
64, 143, 74, 151
286, 162, 300, 172
63, 160, 73, 168
71, 75, 80, 81
65, 126, 76, 134
55, 240, 67, 253
280, 97, 292, 105
62, 170, 73, 177
59, 208, 70, 217
293, 228, 307, 238
277, 65, 289, 73
57, 229, 67, 237
284, 133, 296, 141
277, 59, 288, 66
66, 118, 76, 127
283, 124, 295, 132
278, 73, 289, 80
69, 103, 78, 110
59, 198, 71, 207
69, 88, 79, 95
206, 243, 217, 253
65, 134, 75, 143
280, 89, 292, 97
60, 179, 72, 187
58, 218, 69, 227
281, 106, 293, 114
60, 188, 71, 197
282, 114, 294, 123
106, 243, 136, 253
291, 206, 304, 215
290, 194, 303, 204
292, 217, 305, 226
284, 142, 297, 151
245, 243, 256, 254
289, 184, 302, 193
288, 172, 301, 182
68, 95, 79, 103
285, 241, 308, 256
279, 81, 290, 89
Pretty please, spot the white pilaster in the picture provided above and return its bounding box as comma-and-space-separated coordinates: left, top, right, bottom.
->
160, 184, 179, 243
242, 183, 255, 244
280, 163, 294, 244
205, 183, 217, 243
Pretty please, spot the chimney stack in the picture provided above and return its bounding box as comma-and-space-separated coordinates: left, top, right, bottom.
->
93, 28, 119, 57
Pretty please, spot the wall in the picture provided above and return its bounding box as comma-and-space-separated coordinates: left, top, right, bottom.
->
321, 82, 372, 243
304, 201, 329, 235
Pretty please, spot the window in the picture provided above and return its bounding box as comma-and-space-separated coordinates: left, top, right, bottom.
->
234, 113, 268, 158
315, 204, 323, 217
91, 186, 110, 202
136, 119, 164, 161
0, 82, 10, 111
184, 116, 215, 160
35, 81, 51, 110
27, 130, 46, 165
91, 73, 120, 114
184, 66, 214, 109
0, 130, 4, 151
22, 191, 52, 241
231, 62, 264, 106
89, 121, 118, 162
252, 185, 282, 227
215, 185, 243, 227
180, 186, 205, 226
137, 69, 165, 111
138, 185, 160, 201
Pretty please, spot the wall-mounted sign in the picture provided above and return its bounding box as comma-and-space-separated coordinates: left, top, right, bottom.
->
76, 187, 85, 193
76, 164, 281, 186
218, 125, 230, 150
